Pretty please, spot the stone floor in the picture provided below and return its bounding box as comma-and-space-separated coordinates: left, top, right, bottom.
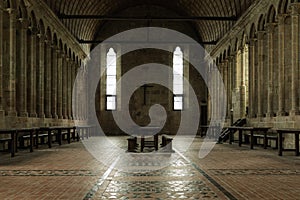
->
0, 136, 299, 200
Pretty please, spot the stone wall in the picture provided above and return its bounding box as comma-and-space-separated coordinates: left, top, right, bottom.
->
0, 0, 88, 129
209, 0, 300, 148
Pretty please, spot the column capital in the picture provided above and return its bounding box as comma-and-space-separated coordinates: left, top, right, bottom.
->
37, 33, 45, 40
257, 31, 265, 40
265, 23, 277, 33
290, 3, 300, 15
6, 8, 15, 15
18, 18, 29, 29
249, 38, 257, 46
277, 14, 289, 25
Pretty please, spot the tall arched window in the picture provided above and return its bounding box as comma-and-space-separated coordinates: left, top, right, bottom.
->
106, 48, 117, 110
173, 47, 184, 110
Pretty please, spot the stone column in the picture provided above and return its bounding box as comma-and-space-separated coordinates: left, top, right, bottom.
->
290, 4, 300, 115
62, 55, 68, 119
257, 31, 265, 118
70, 61, 76, 120
277, 15, 287, 116
18, 19, 29, 117
231, 54, 237, 120
6, 9, 17, 116
67, 58, 72, 119
223, 59, 230, 119
28, 30, 37, 117
266, 23, 276, 117
227, 56, 233, 119
51, 45, 58, 119
37, 34, 45, 118
57, 49, 63, 119
248, 39, 256, 118
44, 40, 52, 118
0, 2, 4, 115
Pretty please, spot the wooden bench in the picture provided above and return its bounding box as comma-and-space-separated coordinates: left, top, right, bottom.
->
76, 125, 92, 140
200, 125, 222, 139
246, 133, 278, 149
141, 134, 158, 152
0, 129, 17, 157
161, 135, 174, 152
39, 126, 76, 148
16, 128, 39, 152
276, 129, 300, 156
127, 136, 137, 152
226, 126, 271, 149
0, 138, 12, 152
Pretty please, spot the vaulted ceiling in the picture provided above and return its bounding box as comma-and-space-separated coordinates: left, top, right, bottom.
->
42, 0, 256, 47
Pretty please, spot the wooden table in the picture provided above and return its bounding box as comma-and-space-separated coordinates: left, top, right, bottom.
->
76, 125, 93, 140
16, 128, 39, 153
226, 126, 271, 149
138, 127, 160, 152
39, 126, 76, 148
276, 129, 300, 156
200, 125, 222, 138
0, 129, 17, 157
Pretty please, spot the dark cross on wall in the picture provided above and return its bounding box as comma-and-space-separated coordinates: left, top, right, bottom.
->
141, 84, 153, 105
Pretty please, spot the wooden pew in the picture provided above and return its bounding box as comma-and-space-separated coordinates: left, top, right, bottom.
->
276, 129, 300, 156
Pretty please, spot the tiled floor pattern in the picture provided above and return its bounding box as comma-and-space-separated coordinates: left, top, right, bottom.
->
95, 158, 223, 199
0, 136, 299, 199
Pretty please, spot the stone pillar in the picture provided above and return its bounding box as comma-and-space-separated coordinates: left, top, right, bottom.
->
227, 56, 233, 119
37, 34, 45, 118
290, 4, 300, 115
44, 40, 52, 118
266, 23, 276, 117
51, 45, 58, 119
70, 61, 76, 120
277, 15, 287, 116
62, 55, 68, 119
223, 59, 230, 120
0, 2, 4, 115
248, 39, 256, 118
18, 19, 29, 117
6, 9, 17, 116
28, 30, 37, 117
231, 54, 237, 121
257, 31, 265, 118
67, 58, 72, 119
57, 50, 63, 119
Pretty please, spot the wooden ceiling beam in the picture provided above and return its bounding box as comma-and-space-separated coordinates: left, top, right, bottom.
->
59, 14, 238, 21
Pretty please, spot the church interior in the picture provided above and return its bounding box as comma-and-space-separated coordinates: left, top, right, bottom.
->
0, 0, 300, 199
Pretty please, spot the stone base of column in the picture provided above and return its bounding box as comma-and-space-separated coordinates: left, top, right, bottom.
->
289, 110, 300, 116
29, 113, 37, 118
257, 114, 264, 118
38, 113, 45, 118
58, 115, 63, 119
277, 111, 287, 117
266, 112, 275, 118
52, 114, 58, 119
19, 111, 28, 117
63, 115, 68, 119
45, 114, 52, 118
0, 110, 5, 117
7, 110, 17, 117
68, 116, 73, 120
